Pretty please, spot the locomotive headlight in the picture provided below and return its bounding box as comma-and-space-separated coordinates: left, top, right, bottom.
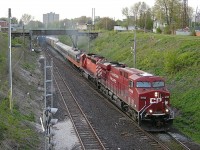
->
165, 108, 169, 113
149, 109, 153, 113
154, 92, 159, 97
165, 96, 170, 98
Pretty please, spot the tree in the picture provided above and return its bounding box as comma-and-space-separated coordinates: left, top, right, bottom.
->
115, 19, 124, 26
11, 17, 18, 24
21, 14, 34, 25
128, 2, 153, 30
153, 0, 186, 33
60, 18, 71, 29
122, 7, 130, 29
26, 20, 44, 29
47, 21, 60, 29
138, 2, 151, 31
74, 16, 90, 25
96, 17, 116, 30
0, 17, 7, 21
130, 2, 142, 26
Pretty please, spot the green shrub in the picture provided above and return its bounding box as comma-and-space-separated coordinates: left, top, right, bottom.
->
190, 29, 196, 36
156, 27, 162, 33
163, 25, 171, 34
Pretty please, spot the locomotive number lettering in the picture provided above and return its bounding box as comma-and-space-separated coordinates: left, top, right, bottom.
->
150, 98, 162, 104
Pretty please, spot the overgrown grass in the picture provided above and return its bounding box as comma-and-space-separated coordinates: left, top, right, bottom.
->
0, 99, 38, 149
0, 32, 40, 149
22, 62, 36, 71
0, 33, 8, 82
88, 31, 200, 143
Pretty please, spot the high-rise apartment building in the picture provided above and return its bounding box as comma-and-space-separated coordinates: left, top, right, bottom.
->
43, 12, 59, 24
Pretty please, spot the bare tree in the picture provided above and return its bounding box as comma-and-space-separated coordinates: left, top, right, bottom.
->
21, 14, 34, 25
130, 2, 142, 26
122, 7, 130, 28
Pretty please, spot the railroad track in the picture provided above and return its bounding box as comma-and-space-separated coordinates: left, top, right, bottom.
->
151, 132, 191, 150
45, 49, 106, 150
44, 46, 191, 150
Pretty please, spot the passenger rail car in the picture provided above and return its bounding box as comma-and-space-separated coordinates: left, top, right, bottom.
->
46, 36, 82, 68
45, 36, 174, 131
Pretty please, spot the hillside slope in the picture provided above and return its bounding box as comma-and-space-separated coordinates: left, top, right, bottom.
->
0, 33, 43, 149
88, 31, 200, 143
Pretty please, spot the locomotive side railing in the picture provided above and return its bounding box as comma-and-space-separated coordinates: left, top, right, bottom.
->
139, 101, 149, 119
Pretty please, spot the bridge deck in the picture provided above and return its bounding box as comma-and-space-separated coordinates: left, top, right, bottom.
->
12, 30, 98, 38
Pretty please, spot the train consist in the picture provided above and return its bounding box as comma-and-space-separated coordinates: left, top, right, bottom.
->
45, 36, 174, 131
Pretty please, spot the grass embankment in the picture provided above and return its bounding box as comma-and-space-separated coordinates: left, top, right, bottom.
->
87, 31, 200, 143
0, 32, 40, 149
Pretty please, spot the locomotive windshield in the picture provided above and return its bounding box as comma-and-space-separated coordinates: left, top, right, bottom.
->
136, 82, 151, 88
152, 81, 165, 87
136, 81, 165, 88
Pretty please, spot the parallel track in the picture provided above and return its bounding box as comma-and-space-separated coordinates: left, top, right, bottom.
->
151, 132, 191, 150
45, 49, 106, 150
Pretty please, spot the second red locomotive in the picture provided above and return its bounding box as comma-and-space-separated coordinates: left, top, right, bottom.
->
45, 36, 174, 131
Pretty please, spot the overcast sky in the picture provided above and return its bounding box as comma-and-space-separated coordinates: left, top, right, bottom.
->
1, 0, 199, 22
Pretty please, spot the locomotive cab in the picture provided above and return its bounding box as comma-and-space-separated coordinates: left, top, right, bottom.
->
128, 74, 174, 131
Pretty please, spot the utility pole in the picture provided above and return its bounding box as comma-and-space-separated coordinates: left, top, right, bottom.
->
86, 24, 90, 53
23, 23, 25, 44
94, 8, 95, 30
92, 8, 95, 30
194, 6, 198, 30
8, 8, 13, 112
182, 0, 188, 28
131, 27, 137, 68
133, 26, 137, 68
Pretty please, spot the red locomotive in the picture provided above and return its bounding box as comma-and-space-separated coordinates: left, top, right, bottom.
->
80, 53, 105, 80
45, 36, 174, 131
96, 62, 173, 131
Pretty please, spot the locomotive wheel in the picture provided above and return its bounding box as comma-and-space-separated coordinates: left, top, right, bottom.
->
132, 112, 138, 121
97, 82, 101, 89
121, 102, 128, 112
136, 113, 139, 122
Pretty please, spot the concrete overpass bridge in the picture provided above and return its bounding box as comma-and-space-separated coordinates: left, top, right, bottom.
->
11, 29, 99, 49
